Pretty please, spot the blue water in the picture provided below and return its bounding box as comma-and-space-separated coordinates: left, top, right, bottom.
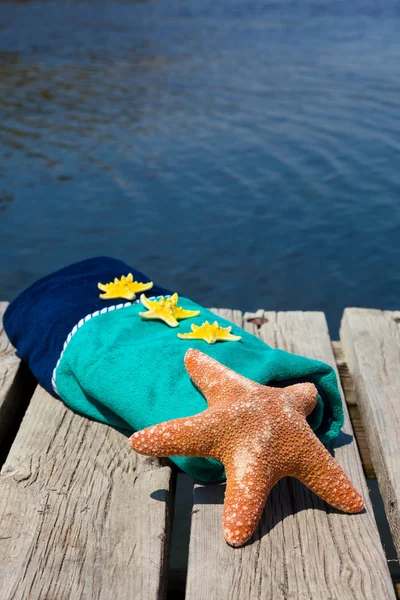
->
1, 0, 400, 335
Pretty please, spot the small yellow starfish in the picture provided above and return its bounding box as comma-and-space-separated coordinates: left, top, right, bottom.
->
98, 273, 153, 301
138, 293, 200, 327
177, 320, 242, 344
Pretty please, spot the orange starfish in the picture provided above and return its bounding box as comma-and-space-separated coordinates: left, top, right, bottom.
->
130, 349, 364, 547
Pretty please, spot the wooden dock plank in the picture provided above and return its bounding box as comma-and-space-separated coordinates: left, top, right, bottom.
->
0, 302, 28, 447
340, 308, 400, 558
185, 309, 395, 600
0, 385, 174, 600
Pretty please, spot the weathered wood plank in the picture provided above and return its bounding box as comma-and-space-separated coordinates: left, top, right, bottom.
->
0, 385, 174, 600
0, 302, 28, 446
332, 341, 375, 478
340, 308, 400, 558
185, 310, 395, 600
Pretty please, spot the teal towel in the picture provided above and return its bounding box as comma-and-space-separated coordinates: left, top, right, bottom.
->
54, 297, 344, 483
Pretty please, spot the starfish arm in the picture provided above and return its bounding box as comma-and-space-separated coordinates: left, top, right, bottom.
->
129, 411, 219, 458
120, 290, 136, 300
177, 331, 198, 340
223, 333, 242, 342
222, 456, 279, 547
169, 292, 179, 305
184, 349, 262, 407
211, 322, 242, 342
138, 310, 179, 327
280, 382, 319, 417
133, 281, 153, 293
140, 294, 153, 309
164, 314, 179, 327
174, 307, 201, 320
292, 431, 364, 513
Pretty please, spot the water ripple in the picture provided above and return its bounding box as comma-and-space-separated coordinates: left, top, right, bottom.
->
1, 0, 400, 336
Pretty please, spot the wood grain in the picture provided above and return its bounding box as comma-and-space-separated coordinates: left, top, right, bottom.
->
0, 386, 174, 600
340, 308, 400, 558
332, 341, 375, 478
0, 302, 25, 445
185, 309, 395, 600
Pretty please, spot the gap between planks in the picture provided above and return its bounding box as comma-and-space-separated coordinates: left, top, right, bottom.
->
332, 340, 375, 479
0, 302, 36, 466
185, 309, 395, 600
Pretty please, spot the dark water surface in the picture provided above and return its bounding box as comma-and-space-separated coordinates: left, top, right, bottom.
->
1, 0, 400, 333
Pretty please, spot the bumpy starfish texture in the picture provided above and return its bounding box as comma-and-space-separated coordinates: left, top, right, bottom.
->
138, 293, 200, 327
177, 321, 242, 344
98, 273, 153, 301
130, 350, 364, 547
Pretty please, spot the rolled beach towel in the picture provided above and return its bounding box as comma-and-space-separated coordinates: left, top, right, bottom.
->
3, 256, 344, 483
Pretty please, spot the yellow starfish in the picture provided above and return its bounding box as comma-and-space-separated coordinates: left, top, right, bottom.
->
138, 293, 200, 327
98, 273, 153, 301
177, 320, 242, 344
